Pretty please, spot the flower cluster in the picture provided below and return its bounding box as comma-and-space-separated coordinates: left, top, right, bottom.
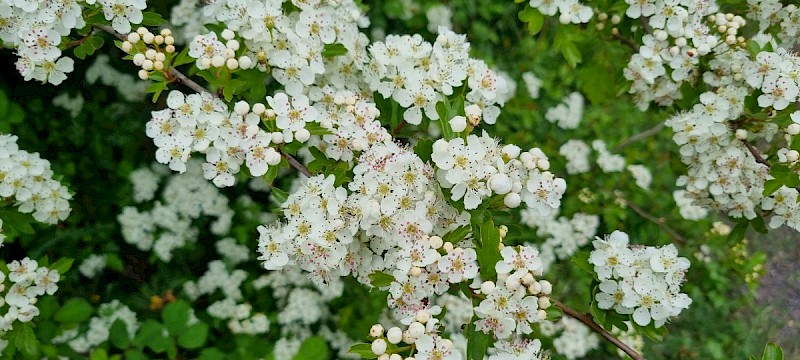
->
366, 30, 510, 125
187, 29, 253, 71
545, 92, 583, 130
51, 300, 139, 353
432, 132, 566, 211
118, 161, 233, 261
539, 317, 600, 359
0, 134, 72, 225
86, 54, 149, 102
122, 27, 178, 80
0, 258, 60, 342
528, 0, 593, 25
589, 231, 692, 327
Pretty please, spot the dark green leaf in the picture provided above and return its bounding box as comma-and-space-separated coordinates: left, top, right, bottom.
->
293, 336, 329, 360
347, 343, 378, 359
368, 271, 395, 288
55, 298, 93, 324
109, 319, 131, 349
322, 43, 348, 58
50, 257, 74, 275
163, 300, 190, 335
141, 12, 167, 26
178, 322, 209, 349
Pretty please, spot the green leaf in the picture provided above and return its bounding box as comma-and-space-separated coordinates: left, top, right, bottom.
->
13, 323, 39, 357
763, 178, 783, 197
475, 220, 503, 280
465, 321, 491, 360
171, 47, 195, 67
109, 319, 131, 349
177, 322, 209, 349
435, 101, 456, 140
368, 271, 395, 288
746, 40, 761, 58
562, 41, 582, 68
571, 250, 594, 276
442, 225, 470, 244
414, 139, 434, 163
727, 220, 748, 242
762, 342, 784, 360
322, 43, 348, 58
134, 320, 170, 353
271, 186, 289, 205
90, 348, 109, 360
141, 12, 167, 26
293, 336, 329, 360
518, 7, 544, 35
55, 298, 94, 324
305, 122, 332, 136
199, 348, 228, 360
163, 300, 190, 335
125, 350, 148, 360
347, 343, 378, 359
147, 82, 168, 103
50, 258, 74, 275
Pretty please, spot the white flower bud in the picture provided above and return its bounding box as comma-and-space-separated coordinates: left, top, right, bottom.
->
505, 274, 521, 289
226, 58, 239, 70
265, 109, 276, 119
538, 296, 551, 309
142, 59, 153, 71
345, 96, 357, 106
227, 40, 240, 51
449, 116, 467, 132
735, 129, 748, 140
371, 339, 387, 355
145, 49, 157, 60
132, 53, 145, 66
165, 45, 175, 53
539, 280, 552, 295
127, 33, 140, 43
402, 331, 414, 344
121, 41, 133, 53
154, 35, 164, 45
211, 55, 225, 68
200, 57, 212, 69
528, 281, 541, 295
138, 69, 149, 80
409, 266, 422, 277
503, 192, 521, 208
386, 327, 403, 344
224, 48, 236, 59
787, 150, 799, 163
252, 103, 266, 115
502, 144, 521, 159
239, 56, 253, 69
136, 27, 148, 36
559, 13, 570, 24
443, 242, 454, 253
537, 158, 550, 170
142, 32, 154, 44
416, 310, 430, 324
271, 132, 284, 144
465, 104, 482, 125
489, 173, 512, 195
611, 14, 621, 24
155, 52, 166, 62
787, 124, 800, 135
725, 35, 737, 45
655, 30, 668, 41
598, 12, 608, 21
429, 236, 443, 249
295, 129, 311, 143
389, 354, 402, 360
234, 101, 250, 116
221, 29, 235, 41
537, 309, 547, 320
165, 36, 175, 45
675, 37, 687, 47
378, 355, 389, 360
521, 272, 534, 285
407, 322, 425, 338
153, 61, 164, 71
480, 281, 496, 295
369, 324, 384, 338
266, 149, 282, 165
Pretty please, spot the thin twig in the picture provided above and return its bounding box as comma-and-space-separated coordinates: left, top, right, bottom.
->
613, 33, 639, 51
282, 151, 312, 177
613, 122, 665, 151
622, 198, 687, 245
741, 139, 770, 167
554, 300, 645, 360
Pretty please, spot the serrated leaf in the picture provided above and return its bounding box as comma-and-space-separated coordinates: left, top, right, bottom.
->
762, 342, 784, 360
271, 186, 289, 205
55, 298, 93, 324
571, 250, 594, 276
322, 43, 348, 58
475, 220, 502, 280
368, 271, 395, 288
442, 225, 470, 244
562, 41, 582, 68
147, 82, 168, 103
763, 178, 783, 197
141, 12, 167, 26
728, 220, 748, 242
50, 258, 74, 275
171, 47, 195, 67
178, 322, 209, 349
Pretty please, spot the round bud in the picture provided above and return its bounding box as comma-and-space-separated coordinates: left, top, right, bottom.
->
539, 280, 552, 295
528, 281, 541, 295
265, 109, 276, 119
449, 115, 467, 132
200, 57, 212, 69
675, 37, 687, 47
409, 266, 422, 277
160, 28, 171, 37
489, 173, 512, 195
234, 101, 250, 116
165, 45, 176, 53
154, 35, 164, 45
369, 324, 384, 338
669, 46, 680, 57
266, 149, 282, 165
386, 327, 403, 344
596, 23, 605, 31
138, 69, 149, 80
271, 132, 284, 144
142, 32, 154, 44
389, 354, 402, 360
787, 150, 800, 163
611, 27, 619, 36
407, 322, 425, 338
165, 35, 175, 45
503, 192, 521, 208
443, 242, 454, 253
132, 53, 145, 66
239, 56, 253, 69
127, 32, 140, 43
121, 41, 133, 53
537, 158, 550, 170
502, 144, 521, 159
136, 27, 148, 36
227, 40, 240, 51
598, 12, 608, 21
371, 339, 387, 356
655, 30, 668, 41
559, 13, 571, 24
153, 61, 164, 71
786, 123, 800, 136
429, 236, 443, 249
725, 13, 734, 21
142, 59, 154, 71
726, 35, 737, 45
498, 225, 508, 238
221, 29, 235, 41
537, 309, 547, 321
252, 103, 266, 115
735, 129, 748, 140
402, 331, 414, 344
505, 274, 521, 289
295, 128, 311, 143
717, 25, 727, 33
211, 55, 225, 68
522, 272, 534, 285
610, 14, 621, 24
226, 58, 239, 70
416, 310, 430, 324
145, 49, 157, 60
480, 280, 496, 295
538, 296, 551, 309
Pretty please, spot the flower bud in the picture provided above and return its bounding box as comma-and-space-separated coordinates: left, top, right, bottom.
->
121, 41, 133, 53
787, 123, 800, 135
409, 266, 422, 277
407, 322, 425, 338
443, 242, 454, 253
480, 280, 496, 295
611, 14, 621, 24
502, 144, 521, 159
389, 354, 402, 360
201, 57, 212, 69
465, 104, 482, 125
539, 280, 552, 295
211, 55, 225, 68
369, 324, 384, 338
234, 101, 250, 116
132, 53, 145, 66
136, 27, 148, 36
787, 150, 800, 163
503, 192, 521, 208
239, 56, 253, 69
295, 128, 311, 143
226, 58, 239, 70
371, 339, 387, 355
402, 331, 414, 344
271, 132, 284, 144
153, 61, 164, 71
165, 35, 175, 45
378, 355, 389, 360
221, 29, 235, 40
155, 52, 166, 62
142, 32, 154, 44
252, 103, 266, 115
127, 33, 140, 43
489, 173, 512, 195
429, 236, 443, 249
154, 35, 164, 45
735, 129, 748, 140
165, 45, 176, 53
138, 69, 149, 80
416, 310, 430, 324
386, 327, 402, 344
449, 116, 467, 132
528, 281, 541, 295
538, 296, 551, 309
227, 40, 240, 51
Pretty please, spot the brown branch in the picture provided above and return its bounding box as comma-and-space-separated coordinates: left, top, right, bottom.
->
554, 301, 645, 360
65, 27, 94, 47
622, 198, 687, 245
741, 139, 770, 167
281, 151, 312, 177
614, 122, 665, 151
